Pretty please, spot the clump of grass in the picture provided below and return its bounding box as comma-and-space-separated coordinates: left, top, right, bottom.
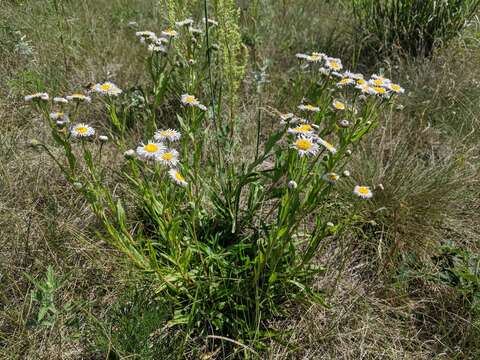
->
352, 0, 480, 58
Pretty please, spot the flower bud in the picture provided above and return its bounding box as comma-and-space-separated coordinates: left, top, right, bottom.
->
99, 135, 108, 142
338, 119, 350, 128
124, 149, 135, 159
346, 149, 352, 156
343, 170, 351, 177
73, 182, 83, 190
326, 222, 334, 227
28, 139, 40, 147
287, 180, 298, 189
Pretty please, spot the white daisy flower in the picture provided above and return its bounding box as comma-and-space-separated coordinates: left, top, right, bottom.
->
298, 104, 320, 112
66, 93, 91, 102
70, 123, 95, 138
322, 172, 340, 184
288, 124, 315, 135
356, 83, 377, 95
292, 136, 319, 157
161, 28, 178, 38
148, 44, 166, 53
49, 112, 68, 121
325, 57, 343, 71
344, 71, 364, 80
336, 78, 355, 87
295, 53, 309, 60
53, 97, 68, 104
306, 52, 324, 63
189, 27, 203, 35
24, 92, 49, 102
371, 74, 391, 85
176, 18, 194, 27
157, 149, 179, 167
169, 168, 188, 187
368, 78, 391, 87
136, 142, 165, 160
136, 31, 157, 43
332, 100, 346, 111
287, 180, 298, 189
154, 128, 181, 142
371, 86, 391, 98
93, 82, 123, 96
317, 137, 337, 154
353, 185, 373, 199
387, 83, 405, 94
180, 94, 207, 110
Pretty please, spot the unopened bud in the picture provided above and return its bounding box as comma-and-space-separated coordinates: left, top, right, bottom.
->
343, 170, 351, 177
28, 139, 40, 147
326, 222, 334, 227
124, 149, 135, 159
366, 121, 372, 126
346, 149, 352, 156
338, 119, 350, 128
73, 182, 83, 190
287, 180, 298, 189
99, 135, 108, 142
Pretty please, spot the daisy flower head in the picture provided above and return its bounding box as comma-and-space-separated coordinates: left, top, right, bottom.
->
154, 128, 181, 142
317, 137, 337, 154
49, 111, 68, 121
371, 86, 391, 98
306, 52, 324, 63
66, 93, 91, 103
181, 94, 200, 107
332, 100, 346, 111
325, 57, 343, 71
136, 141, 165, 160
344, 71, 364, 80
353, 185, 373, 199
368, 78, 392, 88
356, 78, 367, 86
322, 172, 340, 184
176, 18, 194, 27
24, 92, 49, 102
356, 83, 377, 95
279, 112, 295, 123
295, 53, 309, 60
70, 123, 95, 138
161, 28, 178, 38
93, 82, 123, 96
292, 136, 319, 157
136, 31, 157, 43
298, 104, 320, 112
169, 168, 188, 187
148, 44, 166, 53
387, 83, 405, 94
53, 96, 68, 104
371, 74, 391, 84
336, 77, 355, 87
157, 148, 179, 167
288, 124, 315, 135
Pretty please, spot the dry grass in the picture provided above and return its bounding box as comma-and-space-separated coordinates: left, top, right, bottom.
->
1, 0, 480, 359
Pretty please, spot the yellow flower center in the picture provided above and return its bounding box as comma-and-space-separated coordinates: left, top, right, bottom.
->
76, 126, 88, 134
329, 61, 341, 70
357, 79, 366, 85
100, 83, 113, 91
184, 96, 196, 104
162, 152, 174, 161
175, 172, 185, 182
374, 87, 386, 94
357, 187, 370, 195
309, 54, 322, 61
373, 79, 384, 86
334, 102, 345, 110
295, 124, 313, 132
144, 144, 159, 153
73, 93, 85, 98
340, 78, 350, 84
305, 105, 316, 111
295, 139, 313, 151
390, 84, 401, 91
329, 174, 338, 180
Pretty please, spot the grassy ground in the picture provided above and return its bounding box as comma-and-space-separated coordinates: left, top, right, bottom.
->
1, 0, 479, 359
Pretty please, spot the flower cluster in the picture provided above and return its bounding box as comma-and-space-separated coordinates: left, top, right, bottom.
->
135, 129, 187, 187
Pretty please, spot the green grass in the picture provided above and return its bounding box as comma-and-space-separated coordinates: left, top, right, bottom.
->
1, 0, 480, 359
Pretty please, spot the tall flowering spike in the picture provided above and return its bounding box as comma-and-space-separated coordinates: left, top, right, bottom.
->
70, 123, 95, 138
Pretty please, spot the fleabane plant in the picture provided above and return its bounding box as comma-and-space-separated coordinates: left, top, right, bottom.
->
25, 21, 404, 354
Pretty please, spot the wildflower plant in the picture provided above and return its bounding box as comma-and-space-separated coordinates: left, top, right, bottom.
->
24, 15, 404, 354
